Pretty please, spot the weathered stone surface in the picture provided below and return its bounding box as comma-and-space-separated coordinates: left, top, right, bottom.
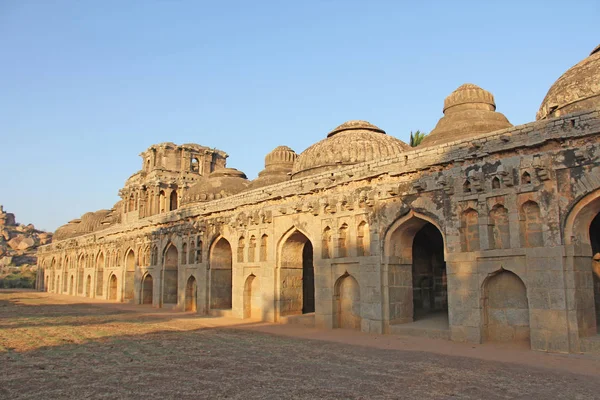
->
37, 47, 600, 355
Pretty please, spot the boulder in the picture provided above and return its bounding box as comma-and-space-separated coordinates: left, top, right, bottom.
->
7, 235, 24, 250
17, 237, 35, 250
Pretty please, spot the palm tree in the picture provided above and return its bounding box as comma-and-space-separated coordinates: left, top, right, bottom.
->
409, 130, 427, 147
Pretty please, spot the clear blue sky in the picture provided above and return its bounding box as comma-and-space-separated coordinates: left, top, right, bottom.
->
1, 1, 598, 232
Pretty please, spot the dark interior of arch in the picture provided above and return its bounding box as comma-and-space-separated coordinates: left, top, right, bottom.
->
589, 212, 600, 332
412, 222, 447, 320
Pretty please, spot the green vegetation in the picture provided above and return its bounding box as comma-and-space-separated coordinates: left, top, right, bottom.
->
409, 130, 427, 147
0, 268, 36, 288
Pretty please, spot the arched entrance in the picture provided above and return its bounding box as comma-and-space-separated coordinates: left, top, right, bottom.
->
279, 230, 315, 316
564, 190, 600, 337
162, 243, 179, 306
69, 275, 74, 295
209, 238, 233, 309
85, 275, 92, 297
124, 249, 135, 302
142, 274, 153, 305
334, 274, 361, 330
483, 270, 530, 345
108, 274, 118, 301
243, 274, 259, 319
185, 276, 197, 312
386, 212, 448, 327
591, 213, 600, 332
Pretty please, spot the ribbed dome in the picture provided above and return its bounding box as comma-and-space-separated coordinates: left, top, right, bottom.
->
54, 209, 114, 241
291, 120, 410, 179
537, 45, 600, 120
182, 168, 249, 204
246, 146, 297, 190
420, 84, 512, 147
265, 146, 297, 168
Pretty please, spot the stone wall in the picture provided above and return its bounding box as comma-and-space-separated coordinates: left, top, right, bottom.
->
37, 108, 600, 354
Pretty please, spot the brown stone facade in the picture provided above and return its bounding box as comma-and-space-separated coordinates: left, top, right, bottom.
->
36, 48, 600, 354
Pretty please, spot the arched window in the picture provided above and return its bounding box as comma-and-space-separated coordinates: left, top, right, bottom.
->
338, 224, 348, 257
460, 208, 480, 252
159, 190, 166, 213
260, 234, 268, 261
130, 195, 136, 212
188, 240, 196, 264
181, 242, 188, 265
151, 246, 158, 265
322, 227, 331, 259
196, 238, 203, 263
521, 171, 531, 185
237, 236, 245, 262
248, 236, 256, 263
357, 221, 369, 256
170, 190, 178, 211
463, 179, 471, 193
191, 157, 200, 173
520, 201, 543, 247
492, 176, 501, 189
489, 204, 510, 249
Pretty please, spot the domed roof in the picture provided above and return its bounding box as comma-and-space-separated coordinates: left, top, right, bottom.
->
420, 84, 512, 147
182, 168, 249, 204
537, 45, 600, 120
246, 146, 297, 190
291, 120, 410, 179
54, 208, 114, 241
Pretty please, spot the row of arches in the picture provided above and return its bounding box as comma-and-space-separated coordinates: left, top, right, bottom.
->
460, 200, 544, 252
42, 186, 600, 349
464, 171, 532, 193
236, 234, 268, 263
322, 221, 369, 259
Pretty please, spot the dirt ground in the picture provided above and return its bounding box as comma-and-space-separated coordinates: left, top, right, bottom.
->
1, 290, 599, 399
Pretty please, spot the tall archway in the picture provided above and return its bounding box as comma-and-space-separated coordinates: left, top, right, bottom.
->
69, 275, 74, 295
209, 238, 233, 309
591, 213, 600, 332
142, 274, 153, 305
185, 276, 197, 312
85, 275, 92, 297
564, 190, 600, 337
279, 230, 315, 316
243, 274, 259, 319
483, 270, 530, 345
334, 274, 361, 330
108, 274, 118, 301
124, 249, 135, 302
162, 243, 179, 306
385, 212, 447, 326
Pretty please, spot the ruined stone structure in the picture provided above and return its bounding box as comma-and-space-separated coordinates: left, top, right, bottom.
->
37, 47, 600, 353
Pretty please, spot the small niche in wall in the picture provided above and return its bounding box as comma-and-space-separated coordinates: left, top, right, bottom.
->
492, 176, 501, 189
463, 179, 472, 193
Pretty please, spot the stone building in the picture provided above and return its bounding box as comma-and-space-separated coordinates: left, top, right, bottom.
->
37, 46, 600, 354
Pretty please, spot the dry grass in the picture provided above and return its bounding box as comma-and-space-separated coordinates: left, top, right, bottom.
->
0, 290, 599, 399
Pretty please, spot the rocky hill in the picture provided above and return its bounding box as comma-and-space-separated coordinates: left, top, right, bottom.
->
0, 205, 52, 288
